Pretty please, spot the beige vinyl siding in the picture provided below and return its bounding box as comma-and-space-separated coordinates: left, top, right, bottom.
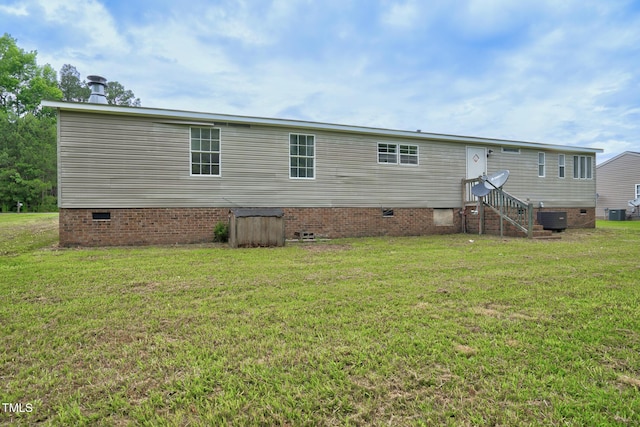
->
59, 112, 465, 208
596, 152, 640, 217
488, 149, 596, 208
58, 111, 597, 209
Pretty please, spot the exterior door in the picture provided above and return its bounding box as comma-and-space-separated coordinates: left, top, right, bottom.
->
466, 147, 487, 179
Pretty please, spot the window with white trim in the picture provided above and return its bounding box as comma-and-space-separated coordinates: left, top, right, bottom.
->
290, 133, 315, 179
573, 155, 593, 179
400, 144, 419, 165
558, 154, 565, 178
378, 143, 418, 165
538, 152, 545, 177
378, 143, 397, 164
635, 184, 640, 199
190, 127, 220, 176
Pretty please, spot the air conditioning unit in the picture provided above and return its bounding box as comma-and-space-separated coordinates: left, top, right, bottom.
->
537, 211, 567, 231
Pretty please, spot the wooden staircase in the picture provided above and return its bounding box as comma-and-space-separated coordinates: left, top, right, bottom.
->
462, 177, 561, 240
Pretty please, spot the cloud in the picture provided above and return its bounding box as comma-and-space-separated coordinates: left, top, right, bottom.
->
34, 0, 129, 54
2, 0, 639, 162
0, 3, 28, 16
380, 0, 423, 30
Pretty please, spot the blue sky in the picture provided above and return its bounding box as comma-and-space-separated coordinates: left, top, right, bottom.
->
2, 0, 639, 162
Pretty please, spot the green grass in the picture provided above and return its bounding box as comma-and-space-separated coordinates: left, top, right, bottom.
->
0, 213, 58, 256
1, 214, 639, 426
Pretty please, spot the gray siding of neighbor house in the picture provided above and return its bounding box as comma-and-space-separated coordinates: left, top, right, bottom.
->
58, 110, 597, 209
596, 152, 640, 217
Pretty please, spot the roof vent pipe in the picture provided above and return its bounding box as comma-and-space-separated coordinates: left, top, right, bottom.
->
87, 75, 108, 104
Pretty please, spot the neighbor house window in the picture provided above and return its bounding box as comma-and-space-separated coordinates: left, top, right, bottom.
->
558, 154, 565, 178
190, 127, 220, 176
636, 184, 640, 199
290, 134, 315, 179
538, 153, 545, 177
378, 143, 418, 165
573, 155, 593, 179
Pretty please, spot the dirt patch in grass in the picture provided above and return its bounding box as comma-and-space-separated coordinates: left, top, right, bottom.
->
618, 375, 640, 389
454, 344, 478, 357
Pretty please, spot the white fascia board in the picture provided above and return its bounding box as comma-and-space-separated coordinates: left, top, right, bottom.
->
41, 100, 603, 154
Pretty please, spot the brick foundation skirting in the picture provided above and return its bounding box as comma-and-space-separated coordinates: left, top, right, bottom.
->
59, 207, 463, 247
463, 206, 596, 237
59, 206, 595, 246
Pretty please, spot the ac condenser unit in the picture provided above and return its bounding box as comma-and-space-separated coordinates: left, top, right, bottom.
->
537, 211, 567, 231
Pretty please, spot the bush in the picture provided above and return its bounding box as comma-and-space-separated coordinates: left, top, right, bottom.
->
213, 221, 229, 243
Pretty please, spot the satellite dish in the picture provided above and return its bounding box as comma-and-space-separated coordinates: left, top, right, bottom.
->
628, 198, 640, 207
471, 183, 492, 197
483, 170, 510, 190
471, 170, 510, 197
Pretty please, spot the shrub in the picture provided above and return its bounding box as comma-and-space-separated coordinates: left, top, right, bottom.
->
213, 221, 229, 243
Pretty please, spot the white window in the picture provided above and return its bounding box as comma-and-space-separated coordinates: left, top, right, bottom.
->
190, 127, 220, 176
538, 152, 545, 177
636, 184, 640, 199
378, 143, 418, 165
573, 155, 593, 179
399, 144, 419, 165
558, 154, 565, 178
290, 134, 315, 179
378, 143, 397, 164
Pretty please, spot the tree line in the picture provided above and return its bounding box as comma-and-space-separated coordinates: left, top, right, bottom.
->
0, 33, 140, 212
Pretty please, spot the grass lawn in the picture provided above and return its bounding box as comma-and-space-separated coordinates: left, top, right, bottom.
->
1, 214, 639, 425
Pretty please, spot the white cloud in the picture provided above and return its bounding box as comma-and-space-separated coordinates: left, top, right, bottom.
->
34, 0, 129, 56
380, 0, 423, 30
3, 0, 639, 161
0, 3, 28, 16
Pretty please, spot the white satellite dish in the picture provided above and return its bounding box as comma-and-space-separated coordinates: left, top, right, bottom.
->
628, 198, 640, 207
484, 169, 510, 190
471, 170, 510, 197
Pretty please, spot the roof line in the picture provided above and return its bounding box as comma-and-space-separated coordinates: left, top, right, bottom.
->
596, 151, 640, 168
41, 100, 603, 153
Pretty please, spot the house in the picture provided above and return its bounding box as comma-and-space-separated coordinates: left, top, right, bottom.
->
596, 151, 640, 219
41, 99, 602, 247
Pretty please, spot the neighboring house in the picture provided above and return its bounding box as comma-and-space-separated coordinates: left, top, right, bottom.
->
42, 99, 602, 246
596, 151, 640, 219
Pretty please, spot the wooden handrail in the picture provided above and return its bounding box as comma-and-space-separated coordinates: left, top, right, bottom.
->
462, 178, 535, 238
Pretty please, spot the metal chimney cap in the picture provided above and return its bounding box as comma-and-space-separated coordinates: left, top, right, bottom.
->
87, 75, 107, 84
87, 75, 108, 104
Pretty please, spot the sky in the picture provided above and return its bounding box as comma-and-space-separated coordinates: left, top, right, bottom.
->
1, 0, 639, 163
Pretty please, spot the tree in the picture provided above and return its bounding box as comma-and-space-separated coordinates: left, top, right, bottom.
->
59, 64, 141, 106
0, 114, 57, 211
59, 64, 90, 102
0, 33, 62, 116
106, 80, 141, 107
0, 34, 60, 211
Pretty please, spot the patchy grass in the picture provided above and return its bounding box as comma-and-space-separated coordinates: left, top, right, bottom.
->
1, 214, 639, 425
0, 213, 58, 255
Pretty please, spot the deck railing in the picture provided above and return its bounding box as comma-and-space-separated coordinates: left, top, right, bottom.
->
461, 177, 534, 238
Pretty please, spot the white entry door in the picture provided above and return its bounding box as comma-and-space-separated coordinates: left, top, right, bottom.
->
466, 147, 487, 179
